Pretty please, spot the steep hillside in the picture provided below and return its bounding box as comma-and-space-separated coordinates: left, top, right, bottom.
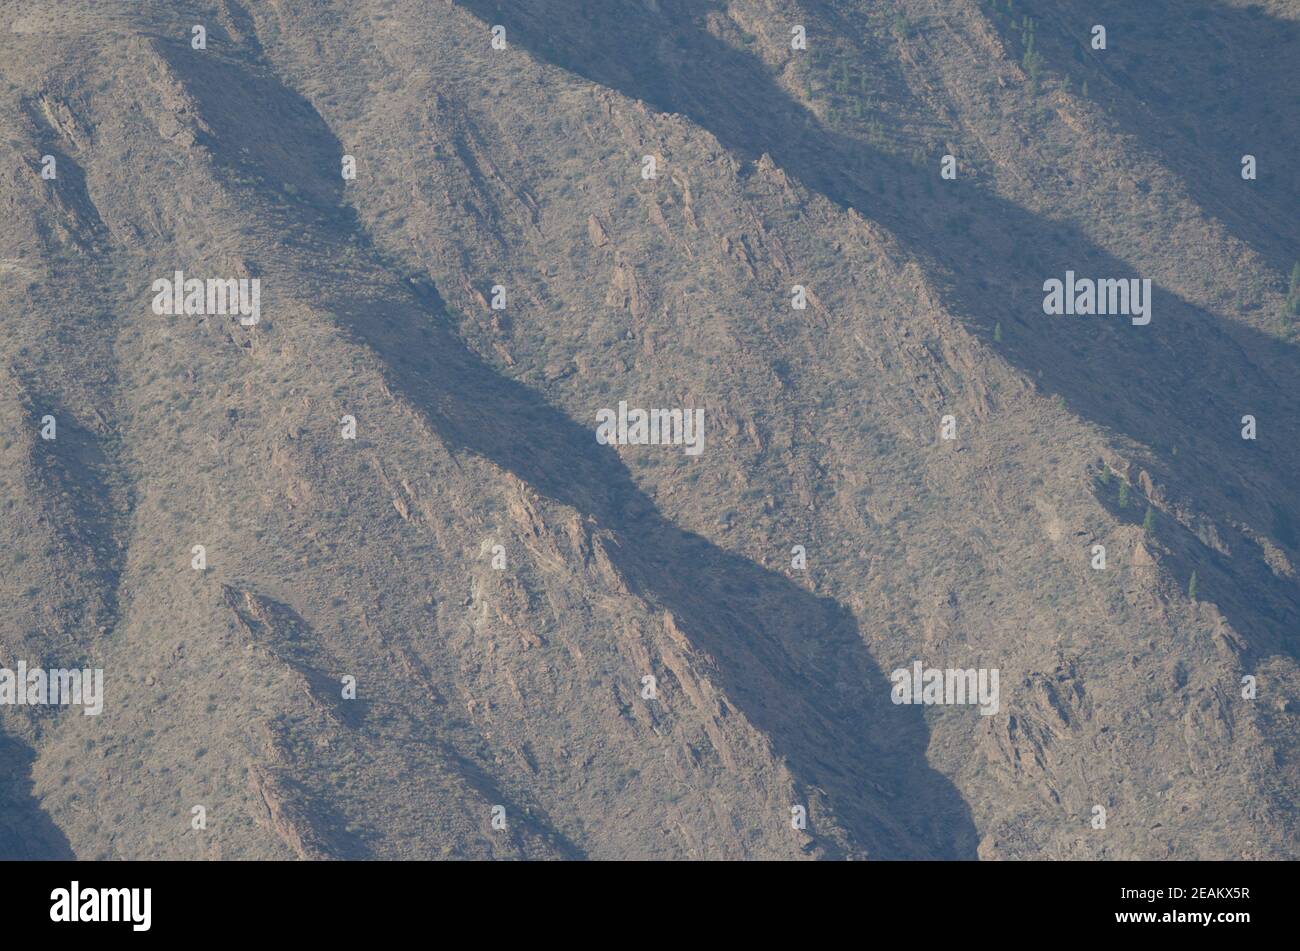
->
0, 0, 1296, 860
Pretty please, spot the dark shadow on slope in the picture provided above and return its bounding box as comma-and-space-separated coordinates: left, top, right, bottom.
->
23, 400, 129, 641
222, 584, 372, 730
16, 99, 111, 253
458, 0, 1300, 657
0, 731, 74, 859
1032, 0, 1299, 269
226, 585, 585, 856
157, 38, 980, 858
251, 764, 373, 859
6, 368, 129, 662
331, 276, 980, 858
435, 735, 588, 859
1094, 475, 1300, 660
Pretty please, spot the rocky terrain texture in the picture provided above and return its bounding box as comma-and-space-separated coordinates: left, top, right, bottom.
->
0, 0, 1297, 859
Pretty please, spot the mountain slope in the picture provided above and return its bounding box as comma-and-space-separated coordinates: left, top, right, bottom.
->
0, 0, 1296, 860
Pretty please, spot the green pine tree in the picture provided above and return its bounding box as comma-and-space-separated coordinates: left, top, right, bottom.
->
1142, 505, 1155, 534
1022, 38, 1044, 94
994, 321, 1003, 342
1286, 261, 1300, 321
1188, 571, 1198, 602
1118, 482, 1130, 508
